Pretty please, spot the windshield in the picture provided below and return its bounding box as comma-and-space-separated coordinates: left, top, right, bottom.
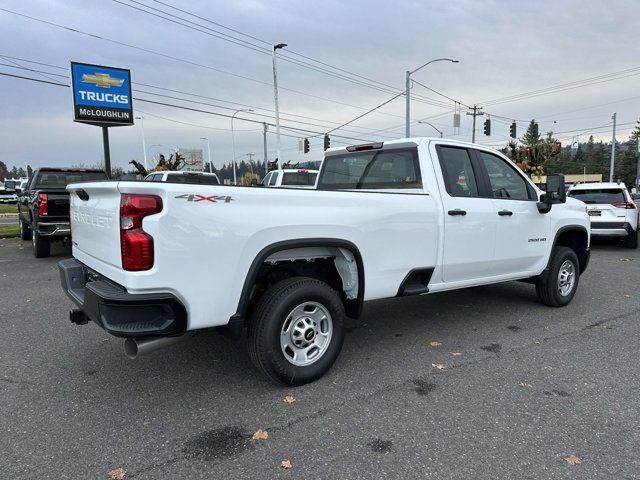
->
318, 147, 421, 190
165, 173, 220, 185
34, 171, 107, 189
282, 172, 317, 186
568, 188, 626, 204
4, 180, 16, 190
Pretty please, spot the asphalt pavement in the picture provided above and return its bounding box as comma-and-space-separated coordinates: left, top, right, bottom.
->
1, 238, 639, 479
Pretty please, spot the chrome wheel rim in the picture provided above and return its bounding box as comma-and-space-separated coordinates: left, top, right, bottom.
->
280, 301, 333, 367
558, 260, 576, 297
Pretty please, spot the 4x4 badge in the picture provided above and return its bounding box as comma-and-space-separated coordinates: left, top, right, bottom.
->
175, 194, 234, 203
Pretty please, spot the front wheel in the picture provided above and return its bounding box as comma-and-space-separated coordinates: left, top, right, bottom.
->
247, 277, 345, 386
19, 219, 32, 241
536, 246, 579, 307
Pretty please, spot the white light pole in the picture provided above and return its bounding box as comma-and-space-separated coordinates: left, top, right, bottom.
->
135, 115, 148, 170
231, 109, 253, 185
272, 43, 287, 170
200, 137, 212, 173
417, 120, 443, 138
405, 58, 459, 137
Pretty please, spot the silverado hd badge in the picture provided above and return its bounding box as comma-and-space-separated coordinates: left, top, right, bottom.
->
175, 194, 234, 203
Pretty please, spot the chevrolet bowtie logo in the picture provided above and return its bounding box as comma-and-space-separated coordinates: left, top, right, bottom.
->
81, 73, 124, 88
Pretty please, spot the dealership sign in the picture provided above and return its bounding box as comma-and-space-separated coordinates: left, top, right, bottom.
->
70, 62, 133, 125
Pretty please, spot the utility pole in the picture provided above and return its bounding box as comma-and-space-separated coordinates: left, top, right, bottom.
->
272, 43, 287, 170
466, 105, 484, 143
609, 112, 617, 182
635, 136, 640, 191
262, 122, 268, 170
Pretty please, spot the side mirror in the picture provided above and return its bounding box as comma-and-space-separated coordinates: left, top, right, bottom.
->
537, 174, 566, 213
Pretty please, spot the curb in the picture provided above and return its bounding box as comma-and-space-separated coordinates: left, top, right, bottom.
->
0, 213, 18, 218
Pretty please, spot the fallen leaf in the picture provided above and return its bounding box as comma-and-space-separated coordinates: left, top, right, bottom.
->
565, 454, 581, 466
429, 341, 442, 347
252, 429, 268, 440
451, 352, 462, 357
432, 363, 445, 370
518, 382, 533, 388
284, 395, 296, 404
108, 468, 126, 480
619, 258, 631, 262
624, 294, 631, 298
281, 460, 293, 469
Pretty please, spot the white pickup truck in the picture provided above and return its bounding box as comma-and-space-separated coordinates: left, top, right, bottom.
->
59, 138, 590, 386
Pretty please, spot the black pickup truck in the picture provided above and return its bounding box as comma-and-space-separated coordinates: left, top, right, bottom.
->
18, 168, 107, 257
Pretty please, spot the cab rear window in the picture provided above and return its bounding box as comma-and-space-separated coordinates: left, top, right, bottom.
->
165, 174, 220, 185
282, 172, 317, 186
35, 171, 107, 188
568, 189, 626, 204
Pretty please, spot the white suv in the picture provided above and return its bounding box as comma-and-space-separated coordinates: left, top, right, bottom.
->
568, 182, 638, 248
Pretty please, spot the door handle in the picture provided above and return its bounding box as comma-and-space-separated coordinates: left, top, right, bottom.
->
448, 209, 467, 216
498, 210, 513, 216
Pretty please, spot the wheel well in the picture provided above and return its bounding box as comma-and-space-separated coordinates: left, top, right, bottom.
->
555, 228, 589, 273
230, 241, 364, 330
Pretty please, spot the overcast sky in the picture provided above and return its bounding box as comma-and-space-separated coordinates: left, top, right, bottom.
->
1, 0, 639, 171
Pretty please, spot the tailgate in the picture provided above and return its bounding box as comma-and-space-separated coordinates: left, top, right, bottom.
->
68, 182, 122, 269
587, 203, 625, 223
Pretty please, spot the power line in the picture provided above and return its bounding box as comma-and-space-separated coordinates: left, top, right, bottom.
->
0, 71, 383, 143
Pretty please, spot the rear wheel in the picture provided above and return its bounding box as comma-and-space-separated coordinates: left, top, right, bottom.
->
624, 230, 638, 249
19, 219, 32, 241
32, 229, 50, 258
247, 277, 345, 386
536, 246, 579, 307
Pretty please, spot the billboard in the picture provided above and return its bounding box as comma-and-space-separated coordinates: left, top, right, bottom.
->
179, 148, 204, 171
70, 62, 133, 126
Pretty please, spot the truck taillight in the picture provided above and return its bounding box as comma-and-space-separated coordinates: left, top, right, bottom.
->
120, 194, 163, 271
611, 202, 636, 209
38, 193, 48, 216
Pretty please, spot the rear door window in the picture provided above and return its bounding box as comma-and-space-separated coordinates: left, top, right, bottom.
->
568, 189, 626, 204
317, 148, 421, 189
436, 146, 479, 197
269, 173, 278, 186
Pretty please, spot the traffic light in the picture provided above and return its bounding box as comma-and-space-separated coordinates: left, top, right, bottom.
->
323, 134, 331, 151
303, 138, 310, 154
483, 119, 491, 136
509, 121, 517, 138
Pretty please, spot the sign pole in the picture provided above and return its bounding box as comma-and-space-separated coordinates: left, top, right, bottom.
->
102, 126, 111, 178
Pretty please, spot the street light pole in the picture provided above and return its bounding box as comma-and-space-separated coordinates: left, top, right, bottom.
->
272, 43, 287, 170
135, 115, 148, 170
200, 137, 212, 173
417, 120, 443, 138
405, 58, 459, 137
231, 109, 253, 185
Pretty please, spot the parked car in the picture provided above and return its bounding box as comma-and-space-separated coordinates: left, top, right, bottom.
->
18, 168, 108, 257
0, 180, 18, 204
568, 182, 637, 248
261, 169, 318, 188
60, 137, 590, 386
144, 171, 220, 185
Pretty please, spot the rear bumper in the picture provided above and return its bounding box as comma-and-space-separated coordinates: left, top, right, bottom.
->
38, 221, 71, 237
590, 221, 635, 237
58, 258, 187, 338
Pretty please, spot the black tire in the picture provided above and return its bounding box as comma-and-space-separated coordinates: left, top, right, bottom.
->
624, 230, 638, 249
19, 219, 32, 241
536, 246, 579, 307
247, 277, 345, 386
32, 229, 50, 258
